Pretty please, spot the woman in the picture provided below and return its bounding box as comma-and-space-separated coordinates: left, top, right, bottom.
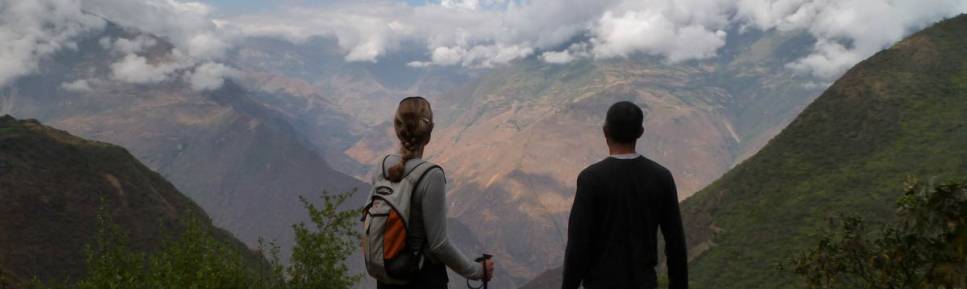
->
371, 96, 495, 289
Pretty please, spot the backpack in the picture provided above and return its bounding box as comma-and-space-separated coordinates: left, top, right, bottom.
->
361, 157, 441, 285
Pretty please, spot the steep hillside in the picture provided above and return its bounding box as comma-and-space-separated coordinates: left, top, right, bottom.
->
0, 116, 256, 284
679, 14, 967, 289
342, 29, 822, 286
0, 22, 367, 259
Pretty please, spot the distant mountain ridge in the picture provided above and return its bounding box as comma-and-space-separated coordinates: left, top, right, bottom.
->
0, 115, 257, 285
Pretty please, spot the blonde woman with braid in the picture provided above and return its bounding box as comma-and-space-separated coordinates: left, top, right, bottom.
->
364, 96, 495, 289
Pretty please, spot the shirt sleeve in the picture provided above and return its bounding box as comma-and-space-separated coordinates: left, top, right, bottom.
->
562, 171, 595, 289
659, 170, 688, 289
420, 168, 485, 280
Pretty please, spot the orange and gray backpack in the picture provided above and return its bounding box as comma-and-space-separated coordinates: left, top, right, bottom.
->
361, 158, 441, 284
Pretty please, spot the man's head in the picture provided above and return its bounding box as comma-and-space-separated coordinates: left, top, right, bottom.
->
603, 101, 644, 147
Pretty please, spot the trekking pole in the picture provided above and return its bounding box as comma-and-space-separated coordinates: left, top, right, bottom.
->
466, 254, 492, 289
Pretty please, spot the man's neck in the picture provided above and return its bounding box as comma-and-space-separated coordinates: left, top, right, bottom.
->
608, 144, 637, 156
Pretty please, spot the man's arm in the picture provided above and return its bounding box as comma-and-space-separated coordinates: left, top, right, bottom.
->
562, 172, 595, 289
659, 170, 688, 289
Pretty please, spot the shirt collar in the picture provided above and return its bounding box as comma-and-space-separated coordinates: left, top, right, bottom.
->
609, 153, 641, 160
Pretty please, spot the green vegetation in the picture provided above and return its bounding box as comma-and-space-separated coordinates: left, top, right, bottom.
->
18, 191, 360, 289
261, 193, 363, 289
680, 15, 967, 289
787, 179, 967, 289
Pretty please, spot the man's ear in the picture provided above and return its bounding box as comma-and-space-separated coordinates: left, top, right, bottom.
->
602, 125, 610, 139
636, 126, 644, 139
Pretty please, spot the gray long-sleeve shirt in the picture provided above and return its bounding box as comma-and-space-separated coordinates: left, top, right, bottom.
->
376, 155, 484, 280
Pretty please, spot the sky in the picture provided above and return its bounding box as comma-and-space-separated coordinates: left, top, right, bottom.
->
2, 0, 967, 90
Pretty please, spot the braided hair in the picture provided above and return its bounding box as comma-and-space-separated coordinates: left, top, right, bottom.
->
387, 96, 434, 182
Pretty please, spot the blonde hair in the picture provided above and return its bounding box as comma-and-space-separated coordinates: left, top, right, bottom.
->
387, 96, 434, 182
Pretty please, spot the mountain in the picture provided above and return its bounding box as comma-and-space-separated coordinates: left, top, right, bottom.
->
0, 115, 257, 285
226, 36, 481, 179
520, 13, 967, 289
680, 14, 967, 289
338, 29, 823, 287
0, 21, 367, 260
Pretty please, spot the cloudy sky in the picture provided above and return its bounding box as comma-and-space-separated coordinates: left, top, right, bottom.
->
2, 0, 967, 89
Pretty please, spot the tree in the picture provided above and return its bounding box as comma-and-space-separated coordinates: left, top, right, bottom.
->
262, 191, 363, 289
788, 179, 967, 289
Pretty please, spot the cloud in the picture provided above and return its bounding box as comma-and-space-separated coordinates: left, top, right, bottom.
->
590, 10, 727, 62
441, 0, 481, 10
224, 0, 613, 67
61, 79, 94, 92
110, 54, 182, 84
3, 0, 966, 85
111, 35, 158, 54
81, 0, 231, 60
540, 43, 590, 64
185, 61, 238, 91
0, 0, 241, 90
733, 0, 967, 78
221, 0, 967, 78
0, 0, 105, 87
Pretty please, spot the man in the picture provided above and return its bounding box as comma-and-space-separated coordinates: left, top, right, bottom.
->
562, 101, 688, 289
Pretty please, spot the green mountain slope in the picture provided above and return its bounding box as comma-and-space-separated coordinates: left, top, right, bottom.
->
0, 116, 258, 285
681, 14, 967, 289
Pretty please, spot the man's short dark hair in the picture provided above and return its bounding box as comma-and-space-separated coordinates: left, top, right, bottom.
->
604, 101, 644, 144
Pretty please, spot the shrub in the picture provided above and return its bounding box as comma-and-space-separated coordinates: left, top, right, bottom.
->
787, 179, 967, 289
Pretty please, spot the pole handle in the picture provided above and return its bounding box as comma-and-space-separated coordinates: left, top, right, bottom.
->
467, 254, 493, 289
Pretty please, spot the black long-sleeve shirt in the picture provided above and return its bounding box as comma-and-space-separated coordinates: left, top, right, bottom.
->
562, 155, 688, 289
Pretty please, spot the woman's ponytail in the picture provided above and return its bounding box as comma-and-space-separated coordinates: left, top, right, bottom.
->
387, 97, 434, 182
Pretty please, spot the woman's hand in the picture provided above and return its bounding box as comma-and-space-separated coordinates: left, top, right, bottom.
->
481, 259, 495, 281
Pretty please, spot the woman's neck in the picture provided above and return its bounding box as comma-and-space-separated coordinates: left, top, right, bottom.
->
407, 148, 425, 159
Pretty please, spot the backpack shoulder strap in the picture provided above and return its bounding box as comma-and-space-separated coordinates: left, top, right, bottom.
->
403, 161, 443, 187
378, 154, 392, 180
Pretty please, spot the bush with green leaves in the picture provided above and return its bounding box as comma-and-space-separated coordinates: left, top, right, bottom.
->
24, 191, 362, 289
787, 179, 967, 289
61, 210, 265, 289
261, 191, 363, 289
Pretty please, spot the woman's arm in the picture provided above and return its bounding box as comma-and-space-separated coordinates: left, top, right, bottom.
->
419, 168, 485, 280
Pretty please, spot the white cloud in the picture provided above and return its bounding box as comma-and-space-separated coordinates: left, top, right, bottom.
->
222, 0, 967, 78
541, 51, 576, 64
81, 0, 231, 60
441, 0, 481, 10
112, 35, 158, 54
590, 10, 727, 62
0, 0, 105, 87
540, 43, 590, 64
734, 0, 967, 78
0, 0, 239, 90
61, 79, 93, 92
110, 53, 182, 84
185, 61, 238, 91
225, 0, 613, 66
3, 0, 966, 86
